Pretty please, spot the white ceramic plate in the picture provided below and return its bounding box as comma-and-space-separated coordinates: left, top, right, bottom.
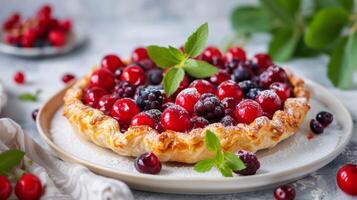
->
37, 80, 353, 194
0, 32, 86, 58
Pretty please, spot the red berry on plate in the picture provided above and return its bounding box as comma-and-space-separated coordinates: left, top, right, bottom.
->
83, 87, 108, 108
255, 90, 282, 115
48, 30, 66, 47
60, 19, 72, 32
132, 47, 149, 63
215, 80, 243, 101
101, 54, 125, 73
337, 164, 357, 196
135, 152, 161, 174
175, 88, 200, 114
61, 73, 75, 84
189, 79, 214, 94
98, 94, 117, 115
274, 185, 296, 200
310, 119, 324, 134
161, 105, 191, 132
111, 98, 140, 124
234, 150, 260, 175
14, 71, 25, 84
209, 70, 231, 86
235, 99, 263, 124
131, 112, 156, 129
199, 46, 223, 63
0, 175, 12, 200
252, 53, 273, 72
269, 82, 291, 102
32, 108, 39, 121
259, 66, 288, 88
224, 46, 246, 62
120, 65, 146, 86
89, 68, 115, 90
15, 173, 42, 200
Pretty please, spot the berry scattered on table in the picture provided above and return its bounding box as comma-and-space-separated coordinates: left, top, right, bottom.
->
32, 108, 39, 121
337, 164, 357, 196
0, 175, 12, 200
274, 185, 296, 200
14, 71, 25, 84
15, 173, 43, 200
135, 152, 162, 174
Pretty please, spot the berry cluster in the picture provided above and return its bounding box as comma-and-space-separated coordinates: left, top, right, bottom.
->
310, 111, 333, 134
2, 4, 72, 47
0, 173, 42, 200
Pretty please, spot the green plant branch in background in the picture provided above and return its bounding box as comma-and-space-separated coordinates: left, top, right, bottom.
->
231, 0, 357, 89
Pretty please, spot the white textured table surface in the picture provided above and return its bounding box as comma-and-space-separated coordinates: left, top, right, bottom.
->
0, 18, 356, 199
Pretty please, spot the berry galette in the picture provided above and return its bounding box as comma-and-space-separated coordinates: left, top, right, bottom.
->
63, 24, 310, 164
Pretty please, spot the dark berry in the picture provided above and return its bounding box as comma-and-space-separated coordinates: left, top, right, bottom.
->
120, 65, 146, 86
194, 94, 225, 122
32, 108, 39, 121
137, 59, 156, 71
191, 116, 209, 129
147, 69, 163, 85
235, 99, 263, 124
175, 88, 200, 114
209, 70, 231, 85
135, 152, 161, 174
316, 111, 333, 127
161, 105, 191, 132
62, 73, 75, 84
310, 119, 324, 134
274, 185, 296, 200
224, 59, 240, 73
111, 98, 140, 124
238, 80, 258, 94
215, 80, 243, 101
246, 88, 262, 100
101, 54, 125, 73
136, 87, 164, 111
114, 68, 123, 80
220, 115, 237, 126
233, 66, 253, 82
132, 47, 149, 63
234, 150, 260, 175
161, 102, 175, 111
14, 71, 25, 84
113, 81, 135, 98
189, 79, 214, 94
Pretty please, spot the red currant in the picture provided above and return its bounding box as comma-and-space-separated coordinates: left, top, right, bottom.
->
48, 30, 66, 47
161, 105, 191, 132
15, 173, 42, 200
259, 66, 288, 88
98, 94, 117, 115
255, 90, 282, 115
224, 46, 246, 62
252, 53, 273, 72
14, 71, 25, 84
175, 88, 200, 114
215, 80, 243, 101
235, 99, 263, 124
135, 152, 161, 174
111, 98, 140, 124
83, 87, 108, 108
132, 47, 149, 63
337, 164, 357, 196
101, 54, 125, 73
131, 112, 156, 129
269, 82, 291, 102
209, 70, 231, 85
274, 185, 296, 200
61, 73, 75, 84
89, 68, 115, 90
189, 79, 214, 94
120, 65, 146, 86
0, 175, 12, 200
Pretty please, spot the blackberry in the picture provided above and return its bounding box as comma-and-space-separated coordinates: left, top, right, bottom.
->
246, 88, 262, 100
136, 87, 164, 111
194, 94, 224, 122
147, 69, 163, 85
191, 116, 209, 129
238, 80, 258, 94
234, 150, 260, 175
113, 81, 135, 98
233, 66, 253, 82
220, 116, 237, 127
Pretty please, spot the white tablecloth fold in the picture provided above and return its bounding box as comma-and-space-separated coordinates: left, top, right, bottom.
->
0, 118, 134, 200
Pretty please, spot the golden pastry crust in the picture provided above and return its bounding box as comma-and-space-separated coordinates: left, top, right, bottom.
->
63, 68, 310, 163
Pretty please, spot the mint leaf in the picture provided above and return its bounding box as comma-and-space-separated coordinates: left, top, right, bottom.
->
18, 89, 42, 102
205, 130, 221, 152
328, 32, 357, 89
304, 7, 349, 50
194, 158, 215, 173
224, 152, 246, 171
215, 150, 225, 163
163, 68, 185, 96
231, 6, 274, 33
315, 0, 354, 13
168, 46, 185, 61
216, 163, 233, 177
147, 45, 182, 68
184, 23, 209, 57
182, 59, 218, 78
268, 27, 300, 61
0, 150, 25, 174
260, 0, 297, 25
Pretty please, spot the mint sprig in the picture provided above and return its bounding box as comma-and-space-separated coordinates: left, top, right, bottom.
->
0, 150, 25, 176
194, 130, 245, 177
18, 89, 42, 102
147, 23, 218, 96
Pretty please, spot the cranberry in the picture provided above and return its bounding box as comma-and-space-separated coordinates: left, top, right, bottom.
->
209, 70, 230, 85
310, 119, 324, 134
234, 150, 260, 175
189, 79, 214, 94
222, 97, 238, 117
337, 164, 357, 196
132, 47, 149, 63
252, 53, 273, 72
135, 152, 161, 174
191, 116, 209, 129
224, 46, 246, 62
61, 73, 75, 84
48, 30, 66, 47
0, 175, 12, 200
274, 185, 296, 200
89, 68, 115, 90
199, 46, 223, 63
259, 66, 288, 88
269, 82, 291, 102
131, 112, 156, 129
255, 90, 282, 115
83, 87, 108, 108
235, 99, 263, 124
172, 75, 190, 98
161, 105, 191, 132
316, 111, 333, 127
101, 54, 125, 73
215, 80, 243, 101
32, 108, 39, 121
14, 71, 25, 84
120, 65, 146, 86
38, 4, 52, 18
98, 94, 117, 115
111, 98, 140, 124
15, 173, 42, 200
175, 88, 200, 114
60, 19, 72, 32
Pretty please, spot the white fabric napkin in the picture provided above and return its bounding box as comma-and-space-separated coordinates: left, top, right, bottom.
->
0, 118, 134, 200
0, 82, 7, 113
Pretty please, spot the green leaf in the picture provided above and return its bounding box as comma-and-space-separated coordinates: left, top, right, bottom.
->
0, 150, 25, 174
182, 59, 218, 78
205, 130, 221, 152
147, 45, 182, 68
294, 38, 321, 58
184, 23, 209, 57
328, 32, 357, 89
260, 0, 298, 25
230, 6, 274, 33
18, 89, 42, 102
215, 150, 225, 164
194, 158, 215, 173
304, 7, 349, 50
268, 27, 301, 61
224, 152, 246, 171
168, 46, 185, 61
315, 0, 354, 13
163, 68, 185, 96
216, 163, 233, 177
